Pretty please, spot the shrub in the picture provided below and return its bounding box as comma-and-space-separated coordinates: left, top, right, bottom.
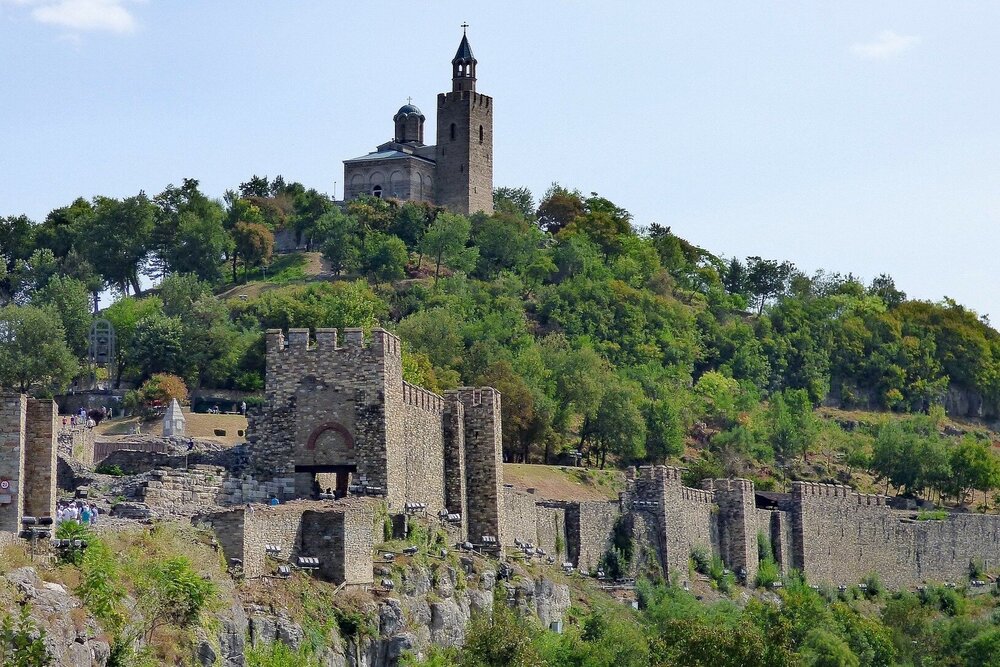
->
861, 573, 884, 599
0, 608, 50, 666
54, 521, 93, 565
690, 547, 711, 576
95, 463, 125, 476
756, 559, 781, 589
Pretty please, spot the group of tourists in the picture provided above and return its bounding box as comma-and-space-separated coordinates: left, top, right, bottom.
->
56, 501, 99, 526
61, 406, 113, 429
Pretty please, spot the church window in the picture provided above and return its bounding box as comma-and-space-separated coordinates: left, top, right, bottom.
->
371, 185, 382, 199
479, 125, 484, 143
450, 123, 456, 141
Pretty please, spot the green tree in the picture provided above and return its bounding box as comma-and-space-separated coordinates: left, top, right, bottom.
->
319, 210, 361, 275
83, 194, 157, 295
136, 556, 216, 641
493, 186, 535, 220
644, 397, 685, 462
420, 213, 477, 281
746, 256, 794, 315
767, 389, 819, 461
590, 377, 647, 468
0, 305, 78, 392
232, 222, 274, 282
360, 232, 408, 284
32, 275, 92, 358
131, 315, 187, 381
103, 296, 164, 387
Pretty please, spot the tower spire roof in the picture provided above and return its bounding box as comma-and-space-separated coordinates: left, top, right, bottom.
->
453, 28, 476, 64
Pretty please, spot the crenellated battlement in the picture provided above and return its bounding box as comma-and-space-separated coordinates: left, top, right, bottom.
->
450, 387, 500, 410
681, 487, 714, 503
437, 90, 492, 108
791, 481, 887, 506
702, 478, 755, 494
265, 327, 402, 358
402, 381, 444, 414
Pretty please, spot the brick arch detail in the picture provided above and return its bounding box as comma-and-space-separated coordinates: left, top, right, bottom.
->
306, 422, 355, 451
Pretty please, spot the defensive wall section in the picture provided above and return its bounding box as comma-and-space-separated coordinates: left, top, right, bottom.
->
249, 328, 505, 544
786, 482, 1000, 589
197, 499, 375, 585
17, 321, 1000, 593
0, 395, 57, 534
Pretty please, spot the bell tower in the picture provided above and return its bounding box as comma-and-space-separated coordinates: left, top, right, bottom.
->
435, 26, 493, 215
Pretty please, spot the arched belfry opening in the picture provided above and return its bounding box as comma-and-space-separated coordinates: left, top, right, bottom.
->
451, 27, 477, 92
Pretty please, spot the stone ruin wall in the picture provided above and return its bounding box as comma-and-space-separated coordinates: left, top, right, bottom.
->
57, 423, 94, 467
789, 481, 1000, 589
398, 382, 447, 515
199, 500, 375, 584
0, 395, 58, 533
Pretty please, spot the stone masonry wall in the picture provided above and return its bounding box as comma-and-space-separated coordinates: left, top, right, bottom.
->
453, 387, 506, 545
442, 397, 467, 537
573, 501, 621, 573
630, 466, 717, 579
23, 399, 56, 521
503, 487, 539, 546
0, 394, 26, 533
140, 465, 229, 514
252, 328, 398, 502
399, 383, 447, 515
704, 478, 758, 583
200, 500, 375, 584
535, 504, 569, 562
57, 424, 93, 467
791, 481, 1000, 589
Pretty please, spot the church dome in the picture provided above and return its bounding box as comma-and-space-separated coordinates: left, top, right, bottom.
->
394, 103, 424, 120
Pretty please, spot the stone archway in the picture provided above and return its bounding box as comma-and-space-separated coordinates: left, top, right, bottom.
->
296, 421, 357, 498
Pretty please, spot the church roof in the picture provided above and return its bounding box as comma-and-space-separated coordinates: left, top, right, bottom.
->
453, 34, 475, 64
343, 149, 435, 165
395, 103, 423, 116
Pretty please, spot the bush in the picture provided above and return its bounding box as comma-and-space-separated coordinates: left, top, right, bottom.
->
54, 520, 93, 565
756, 559, 781, 589
246, 640, 319, 667
95, 463, 125, 476
861, 573, 884, 599
691, 547, 711, 575
0, 608, 50, 666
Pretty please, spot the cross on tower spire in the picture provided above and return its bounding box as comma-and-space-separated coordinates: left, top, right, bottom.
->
461, 22, 469, 35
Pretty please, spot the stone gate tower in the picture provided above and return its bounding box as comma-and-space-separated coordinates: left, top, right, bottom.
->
434, 30, 494, 215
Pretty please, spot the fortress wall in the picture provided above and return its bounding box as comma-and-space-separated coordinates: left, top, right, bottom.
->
399, 398, 447, 514
302, 502, 375, 585
442, 398, 467, 537
24, 399, 57, 521
574, 501, 620, 573
57, 423, 94, 466
256, 328, 401, 502
0, 395, 27, 533
674, 487, 718, 568
792, 482, 916, 588
909, 514, 1000, 584
704, 478, 758, 582
503, 487, 539, 546
535, 504, 569, 562
242, 505, 305, 579
454, 388, 507, 545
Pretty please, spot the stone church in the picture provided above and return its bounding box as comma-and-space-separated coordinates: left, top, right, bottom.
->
343, 31, 493, 216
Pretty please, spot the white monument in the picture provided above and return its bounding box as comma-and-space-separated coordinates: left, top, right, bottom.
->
163, 398, 186, 437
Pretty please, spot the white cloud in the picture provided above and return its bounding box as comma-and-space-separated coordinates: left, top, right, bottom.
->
19, 0, 137, 33
850, 30, 921, 59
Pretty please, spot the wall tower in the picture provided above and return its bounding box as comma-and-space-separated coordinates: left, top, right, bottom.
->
435, 29, 494, 215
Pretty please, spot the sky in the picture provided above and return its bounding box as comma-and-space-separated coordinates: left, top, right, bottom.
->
1, 1, 999, 320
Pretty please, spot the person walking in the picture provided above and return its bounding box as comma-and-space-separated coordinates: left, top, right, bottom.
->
240, 401, 247, 416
